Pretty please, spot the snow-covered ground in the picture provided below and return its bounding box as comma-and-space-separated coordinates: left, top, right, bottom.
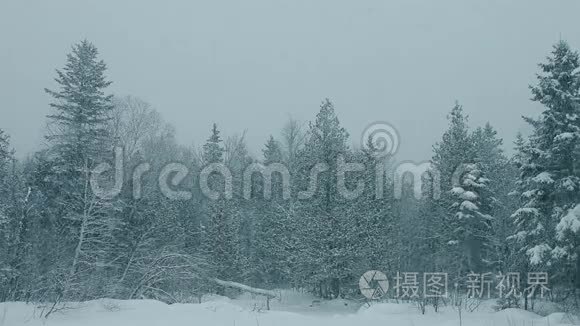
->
1, 292, 578, 326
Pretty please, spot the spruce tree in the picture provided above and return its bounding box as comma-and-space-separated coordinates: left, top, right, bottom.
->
249, 136, 291, 287
471, 124, 516, 272
430, 103, 474, 276
0, 129, 9, 170
294, 99, 354, 298
203, 123, 225, 164
512, 41, 580, 280
43, 40, 117, 298
449, 163, 492, 273
45, 39, 114, 173
200, 124, 242, 285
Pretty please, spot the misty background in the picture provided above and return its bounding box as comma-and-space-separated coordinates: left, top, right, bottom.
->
1, 0, 579, 161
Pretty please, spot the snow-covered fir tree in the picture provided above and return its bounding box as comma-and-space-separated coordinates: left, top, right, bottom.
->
511, 41, 580, 287
3, 35, 580, 314
200, 124, 243, 286
43, 40, 120, 299
294, 99, 355, 298
449, 163, 492, 273
430, 103, 474, 276
249, 136, 295, 287
471, 124, 518, 272
45, 40, 114, 173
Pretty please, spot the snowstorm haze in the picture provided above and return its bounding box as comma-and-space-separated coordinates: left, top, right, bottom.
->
1, 0, 579, 160
3, 1, 580, 324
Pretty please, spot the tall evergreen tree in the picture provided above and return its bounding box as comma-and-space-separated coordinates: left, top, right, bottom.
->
512, 41, 580, 281
430, 103, 475, 277
294, 99, 354, 298
0, 129, 10, 170
203, 123, 225, 164
250, 136, 295, 287
200, 124, 242, 286
45, 39, 114, 173
43, 40, 118, 299
432, 103, 473, 193
449, 163, 492, 273
471, 124, 516, 272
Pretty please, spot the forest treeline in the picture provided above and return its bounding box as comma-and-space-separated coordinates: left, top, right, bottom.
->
0, 40, 578, 311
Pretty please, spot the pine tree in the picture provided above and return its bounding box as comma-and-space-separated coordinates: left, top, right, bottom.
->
0, 130, 13, 299
512, 41, 580, 281
43, 40, 118, 299
471, 124, 516, 272
200, 124, 242, 287
430, 103, 475, 276
0, 129, 11, 214
250, 136, 294, 287
45, 39, 114, 173
350, 139, 393, 279
0, 129, 9, 170
449, 163, 492, 273
294, 99, 354, 298
203, 123, 225, 164
263, 136, 283, 164
203, 197, 242, 282
432, 103, 473, 192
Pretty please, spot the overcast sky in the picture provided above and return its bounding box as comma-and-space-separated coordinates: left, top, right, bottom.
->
1, 0, 579, 161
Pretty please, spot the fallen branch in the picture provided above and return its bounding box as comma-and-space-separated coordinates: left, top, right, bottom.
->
212, 278, 277, 298
212, 278, 277, 310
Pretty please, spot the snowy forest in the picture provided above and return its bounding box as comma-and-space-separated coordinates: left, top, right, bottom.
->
0, 38, 579, 319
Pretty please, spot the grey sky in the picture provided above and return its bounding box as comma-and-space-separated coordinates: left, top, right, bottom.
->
1, 0, 579, 161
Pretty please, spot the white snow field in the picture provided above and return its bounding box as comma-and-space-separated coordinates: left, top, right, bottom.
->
1, 293, 578, 326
